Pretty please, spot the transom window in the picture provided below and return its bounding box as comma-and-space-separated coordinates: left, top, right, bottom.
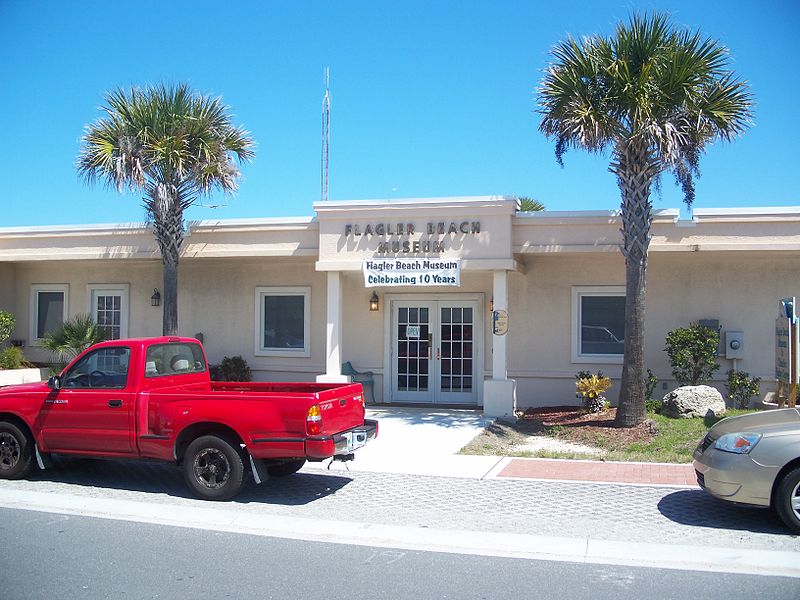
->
572, 286, 625, 363
255, 287, 311, 357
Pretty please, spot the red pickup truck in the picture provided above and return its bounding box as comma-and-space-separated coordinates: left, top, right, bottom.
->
0, 337, 377, 500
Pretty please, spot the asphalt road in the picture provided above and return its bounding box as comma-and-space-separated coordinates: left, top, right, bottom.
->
2, 507, 798, 600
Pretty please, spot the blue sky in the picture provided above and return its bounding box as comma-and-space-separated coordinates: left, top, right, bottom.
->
1, 0, 798, 226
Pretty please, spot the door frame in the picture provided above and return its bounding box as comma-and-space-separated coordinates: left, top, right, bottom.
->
382, 293, 485, 406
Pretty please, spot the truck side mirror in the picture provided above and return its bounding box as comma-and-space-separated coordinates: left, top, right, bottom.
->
47, 376, 61, 390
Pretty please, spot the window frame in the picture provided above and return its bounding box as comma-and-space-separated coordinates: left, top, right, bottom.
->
254, 286, 311, 357
571, 285, 625, 364
30, 284, 69, 343
87, 284, 130, 340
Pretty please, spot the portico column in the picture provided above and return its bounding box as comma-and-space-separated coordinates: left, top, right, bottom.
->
483, 270, 517, 420
492, 270, 508, 380
317, 271, 350, 383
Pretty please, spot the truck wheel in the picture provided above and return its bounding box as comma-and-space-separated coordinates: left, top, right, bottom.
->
183, 435, 244, 501
775, 466, 800, 534
267, 459, 307, 477
0, 422, 34, 480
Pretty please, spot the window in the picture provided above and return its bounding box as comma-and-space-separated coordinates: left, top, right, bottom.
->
62, 346, 131, 389
89, 285, 129, 340
31, 284, 68, 342
572, 286, 625, 363
144, 342, 207, 378
255, 286, 310, 357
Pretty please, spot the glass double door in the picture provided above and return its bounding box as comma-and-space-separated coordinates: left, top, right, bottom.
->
391, 300, 477, 404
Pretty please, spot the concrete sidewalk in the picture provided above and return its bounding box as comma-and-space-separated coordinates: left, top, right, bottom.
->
310, 406, 697, 487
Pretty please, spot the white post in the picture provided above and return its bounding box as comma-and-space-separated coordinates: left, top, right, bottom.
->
492, 270, 508, 380
483, 270, 516, 420
317, 271, 349, 383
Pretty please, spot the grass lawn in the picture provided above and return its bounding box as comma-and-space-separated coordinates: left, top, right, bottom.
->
459, 407, 754, 464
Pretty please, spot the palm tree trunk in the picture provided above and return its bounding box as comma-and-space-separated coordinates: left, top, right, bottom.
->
149, 183, 185, 336
617, 258, 647, 426
614, 142, 657, 427
162, 261, 178, 336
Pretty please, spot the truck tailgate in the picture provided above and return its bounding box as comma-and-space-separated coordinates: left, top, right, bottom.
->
314, 383, 367, 436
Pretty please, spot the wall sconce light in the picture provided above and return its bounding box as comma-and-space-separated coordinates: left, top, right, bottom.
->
369, 292, 380, 312
151, 288, 161, 307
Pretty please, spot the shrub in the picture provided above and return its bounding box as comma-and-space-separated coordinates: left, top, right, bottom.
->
725, 369, 761, 409
213, 355, 252, 382
644, 368, 659, 401
0, 310, 15, 345
0, 346, 34, 370
645, 398, 662, 414
575, 371, 612, 413
664, 323, 720, 386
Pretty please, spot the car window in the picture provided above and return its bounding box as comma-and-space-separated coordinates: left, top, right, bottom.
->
145, 343, 207, 378
62, 346, 131, 389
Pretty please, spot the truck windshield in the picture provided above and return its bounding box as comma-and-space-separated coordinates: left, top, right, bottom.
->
145, 343, 207, 378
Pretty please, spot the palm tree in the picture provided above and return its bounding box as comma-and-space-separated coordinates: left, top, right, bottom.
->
538, 12, 752, 427
517, 197, 546, 212
78, 83, 255, 335
40, 314, 109, 367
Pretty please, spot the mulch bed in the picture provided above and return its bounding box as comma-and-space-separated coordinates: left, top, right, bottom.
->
517, 406, 655, 447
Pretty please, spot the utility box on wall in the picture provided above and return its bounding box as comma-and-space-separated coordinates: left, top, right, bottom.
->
725, 331, 744, 359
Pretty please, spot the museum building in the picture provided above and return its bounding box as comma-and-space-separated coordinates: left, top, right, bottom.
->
0, 196, 797, 418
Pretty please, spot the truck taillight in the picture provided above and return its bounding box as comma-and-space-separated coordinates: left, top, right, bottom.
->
356, 394, 365, 419
306, 404, 322, 435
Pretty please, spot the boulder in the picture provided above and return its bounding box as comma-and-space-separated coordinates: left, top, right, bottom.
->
662, 385, 726, 419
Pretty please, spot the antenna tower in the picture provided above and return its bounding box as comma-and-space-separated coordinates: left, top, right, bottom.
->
321, 67, 331, 201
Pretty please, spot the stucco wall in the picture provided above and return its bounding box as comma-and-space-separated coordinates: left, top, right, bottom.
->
177, 257, 326, 379
11, 260, 162, 363
0, 263, 15, 313
508, 251, 796, 408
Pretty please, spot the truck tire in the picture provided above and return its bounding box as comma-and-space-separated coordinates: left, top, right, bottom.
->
0, 421, 34, 480
267, 459, 307, 477
775, 466, 800, 534
183, 435, 244, 501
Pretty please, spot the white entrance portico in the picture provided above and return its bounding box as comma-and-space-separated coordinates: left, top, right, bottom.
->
314, 196, 520, 418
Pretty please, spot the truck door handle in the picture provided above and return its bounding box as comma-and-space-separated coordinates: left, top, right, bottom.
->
108, 399, 123, 408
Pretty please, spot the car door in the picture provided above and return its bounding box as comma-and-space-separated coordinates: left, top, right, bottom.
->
39, 345, 135, 454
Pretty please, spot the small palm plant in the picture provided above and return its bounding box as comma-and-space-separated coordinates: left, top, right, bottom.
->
40, 314, 109, 367
576, 371, 613, 413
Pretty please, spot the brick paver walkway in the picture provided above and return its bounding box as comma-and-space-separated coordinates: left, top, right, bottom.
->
499, 457, 697, 486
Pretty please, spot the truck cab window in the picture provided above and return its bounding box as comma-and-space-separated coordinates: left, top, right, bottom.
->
62, 347, 131, 389
145, 343, 207, 377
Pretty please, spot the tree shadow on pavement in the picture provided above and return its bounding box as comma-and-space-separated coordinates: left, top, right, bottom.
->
27, 456, 352, 506
657, 489, 792, 535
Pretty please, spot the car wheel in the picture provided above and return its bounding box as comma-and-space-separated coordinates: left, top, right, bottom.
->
774, 466, 800, 534
0, 422, 34, 480
183, 435, 244, 501
267, 459, 307, 477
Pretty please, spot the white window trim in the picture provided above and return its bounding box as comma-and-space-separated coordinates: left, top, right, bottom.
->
87, 284, 130, 339
30, 284, 69, 343
571, 285, 625, 364
254, 286, 311, 357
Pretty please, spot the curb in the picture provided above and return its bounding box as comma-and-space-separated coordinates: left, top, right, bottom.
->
1, 489, 797, 578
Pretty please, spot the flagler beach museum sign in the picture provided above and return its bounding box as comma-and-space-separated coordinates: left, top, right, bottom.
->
363, 258, 461, 287
344, 221, 481, 254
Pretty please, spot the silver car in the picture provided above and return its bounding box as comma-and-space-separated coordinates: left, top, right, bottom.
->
693, 407, 800, 533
